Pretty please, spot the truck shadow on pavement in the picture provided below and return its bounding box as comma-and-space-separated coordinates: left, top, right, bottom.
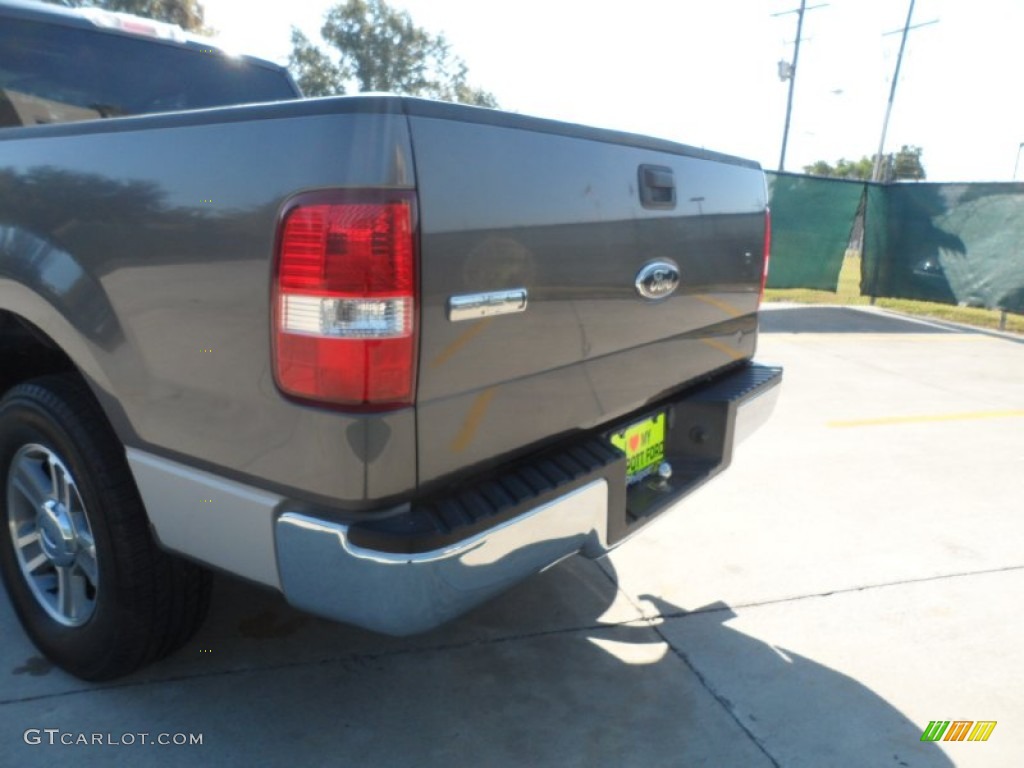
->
2, 557, 953, 767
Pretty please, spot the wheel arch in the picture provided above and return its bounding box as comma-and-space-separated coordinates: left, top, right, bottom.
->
0, 293, 133, 450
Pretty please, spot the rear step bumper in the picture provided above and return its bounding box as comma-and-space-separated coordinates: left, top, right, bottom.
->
275, 362, 782, 635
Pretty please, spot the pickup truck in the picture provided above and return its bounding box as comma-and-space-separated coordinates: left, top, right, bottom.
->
0, 0, 781, 680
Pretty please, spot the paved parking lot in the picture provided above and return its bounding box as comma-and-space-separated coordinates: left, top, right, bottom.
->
1, 305, 1021, 767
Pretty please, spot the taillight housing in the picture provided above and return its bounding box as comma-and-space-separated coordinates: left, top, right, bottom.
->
272, 190, 418, 410
759, 207, 772, 304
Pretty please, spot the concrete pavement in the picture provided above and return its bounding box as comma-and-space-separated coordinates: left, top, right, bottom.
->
1, 305, 1021, 767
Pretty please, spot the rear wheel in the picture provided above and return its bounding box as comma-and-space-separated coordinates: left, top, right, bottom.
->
0, 375, 211, 680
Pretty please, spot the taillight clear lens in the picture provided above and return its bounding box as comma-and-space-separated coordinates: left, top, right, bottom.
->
272, 193, 417, 409
760, 207, 772, 304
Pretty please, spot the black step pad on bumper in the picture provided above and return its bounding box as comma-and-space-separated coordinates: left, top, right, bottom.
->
348, 363, 782, 554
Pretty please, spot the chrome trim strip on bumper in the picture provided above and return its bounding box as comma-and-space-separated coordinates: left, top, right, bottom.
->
275, 480, 609, 636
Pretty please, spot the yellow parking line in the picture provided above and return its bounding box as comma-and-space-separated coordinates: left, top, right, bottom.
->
829, 409, 1024, 428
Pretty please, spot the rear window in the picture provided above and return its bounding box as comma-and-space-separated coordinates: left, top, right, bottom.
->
0, 17, 298, 129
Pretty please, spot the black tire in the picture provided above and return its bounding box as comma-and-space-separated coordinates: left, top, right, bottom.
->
0, 374, 211, 680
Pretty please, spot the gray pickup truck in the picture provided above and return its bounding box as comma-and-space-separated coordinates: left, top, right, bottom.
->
0, 0, 780, 680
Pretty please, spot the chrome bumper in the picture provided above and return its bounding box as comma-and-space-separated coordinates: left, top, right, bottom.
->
276, 481, 609, 635
275, 363, 781, 636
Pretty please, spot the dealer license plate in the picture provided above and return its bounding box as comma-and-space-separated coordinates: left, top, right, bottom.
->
609, 412, 666, 485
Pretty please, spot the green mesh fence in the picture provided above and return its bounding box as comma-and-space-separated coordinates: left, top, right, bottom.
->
765, 171, 865, 291
863, 182, 1024, 313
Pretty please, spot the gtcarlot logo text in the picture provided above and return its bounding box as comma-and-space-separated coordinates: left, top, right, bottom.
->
24, 729, 203, 746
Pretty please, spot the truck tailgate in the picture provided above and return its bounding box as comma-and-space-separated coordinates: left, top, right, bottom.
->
408, 104, 767, 486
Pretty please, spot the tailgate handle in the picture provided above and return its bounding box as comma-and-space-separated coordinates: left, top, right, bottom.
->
639, 165, 676, 209
448, 288, 528, 322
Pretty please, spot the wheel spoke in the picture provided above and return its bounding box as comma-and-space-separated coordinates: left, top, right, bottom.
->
77, 526, 95, 552
24, 551, 50, 574
68, 509, 89, 544
62, 472, 72, 511
75, 549, 99, 587
56, 567, 73, 617
68, 570, 90, 621
47, 456, 60, 501
11, 460, 50, 509
52, 459, 71, 509
14, 530, 41, 550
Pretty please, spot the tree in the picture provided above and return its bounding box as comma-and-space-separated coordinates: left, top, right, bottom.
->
289, 0, 497, 107
289, 29, 346, 98
890, 145, 926, 181
42, 0, 208, 33
803, 156, 874, 180
803, 146, 925, 182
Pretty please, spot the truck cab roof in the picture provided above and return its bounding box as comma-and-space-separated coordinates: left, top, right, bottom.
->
0, 0, 299, 128
0, 0, 289, 76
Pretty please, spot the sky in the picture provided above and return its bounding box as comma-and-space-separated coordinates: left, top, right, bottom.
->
202, 0, 1024, 182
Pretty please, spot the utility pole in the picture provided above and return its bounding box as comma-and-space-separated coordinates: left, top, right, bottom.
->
871, 1, 938, 181
774, 2, 827, 172
1014, 142, 1024, 180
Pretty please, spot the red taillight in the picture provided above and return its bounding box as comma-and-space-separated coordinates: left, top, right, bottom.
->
759, 207, 772, 304
272, 192, 417, 409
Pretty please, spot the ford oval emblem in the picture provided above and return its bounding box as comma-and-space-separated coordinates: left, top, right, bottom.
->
635, 260, 680, 301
